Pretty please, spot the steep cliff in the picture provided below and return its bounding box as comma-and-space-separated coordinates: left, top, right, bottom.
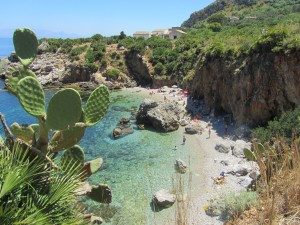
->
190, 50, 300, 126
124, 51, 153, 86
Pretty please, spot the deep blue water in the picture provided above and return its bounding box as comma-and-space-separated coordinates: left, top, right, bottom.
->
0, 81, 188, 224
0, 38, 14, 59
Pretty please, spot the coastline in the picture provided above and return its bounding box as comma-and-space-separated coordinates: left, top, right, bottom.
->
124, 86, 256, 224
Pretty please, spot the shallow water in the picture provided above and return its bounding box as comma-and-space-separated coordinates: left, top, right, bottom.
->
0, 83, 193, 224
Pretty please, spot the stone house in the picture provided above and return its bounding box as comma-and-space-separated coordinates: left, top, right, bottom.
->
167, 27, 186, 40
133, 28, 186, 40
133, 31, 151, 39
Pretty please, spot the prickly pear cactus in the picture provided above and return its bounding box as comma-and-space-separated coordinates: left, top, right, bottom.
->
244, 148, 256, 161
84, 85, 110, 126
10, 122, 35, 144
30, 124, 40, 143
17, 76, 46, 117
6, 66, 38, 95
61, 145, 85, 172
49, 123, 86, 151
46, 88, 82, 130
13, 28, 38, 67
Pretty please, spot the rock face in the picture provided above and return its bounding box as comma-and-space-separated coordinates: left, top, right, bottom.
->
191, 51, 300, 126
125, 51, 153, 86
136, 99, 184, 132
152, 189, 176, 208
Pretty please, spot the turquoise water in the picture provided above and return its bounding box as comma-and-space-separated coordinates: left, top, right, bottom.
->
0, 82, 185, 224
0, 38, 14, 59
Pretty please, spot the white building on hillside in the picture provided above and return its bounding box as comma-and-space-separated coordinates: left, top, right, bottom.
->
168, 27, 186, 40
132, 28, 186, 40
133, 31, 151, 39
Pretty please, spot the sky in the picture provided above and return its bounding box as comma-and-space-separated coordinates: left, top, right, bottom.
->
0, 0, 214, 38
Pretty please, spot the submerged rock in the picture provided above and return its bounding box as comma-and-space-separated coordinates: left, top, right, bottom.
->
174, 159, 188, 174
152, 189, 176, 208
112, 126, 134, 139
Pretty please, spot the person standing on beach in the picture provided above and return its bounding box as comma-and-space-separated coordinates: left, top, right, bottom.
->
208, 128, 211, 138
183, 135, 186, 145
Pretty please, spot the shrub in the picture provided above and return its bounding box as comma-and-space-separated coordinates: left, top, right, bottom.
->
252, 29, 288, 52
106, 69, 120, 79
252, 106, 300, 143
216, 191, 258, 220
154, 62, 166, 75
208, 22, 222, 32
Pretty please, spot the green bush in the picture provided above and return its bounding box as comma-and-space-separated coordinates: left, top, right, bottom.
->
216, 191, 258, 220
252, 106, 300, 143
252, 29, 288, 52
106, 69, 120, 79
154, 62, 166, 75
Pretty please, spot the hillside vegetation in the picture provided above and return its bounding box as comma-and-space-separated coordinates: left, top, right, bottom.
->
39, 0, 300, 85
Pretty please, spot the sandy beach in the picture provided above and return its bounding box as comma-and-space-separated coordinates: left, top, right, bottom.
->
124, 86, 256, 225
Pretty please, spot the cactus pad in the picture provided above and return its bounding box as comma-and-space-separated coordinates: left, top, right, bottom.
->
17, 76, 46, 117
84, 85, 110, 126
244, 148, 256, 161
30, 124, 40, 142
6, 66, 37, 95
60, 145, 85, 172
50, 123, 86, 152
46, 88, 82, 130
10, 122, 35, 144
87, 184, 112, 203
13, 28, 38, 67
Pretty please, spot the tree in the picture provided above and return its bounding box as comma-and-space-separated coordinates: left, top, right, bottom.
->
119, 31, 126, 40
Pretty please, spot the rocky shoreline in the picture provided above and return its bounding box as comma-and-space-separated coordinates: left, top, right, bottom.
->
124, 87, 260, 224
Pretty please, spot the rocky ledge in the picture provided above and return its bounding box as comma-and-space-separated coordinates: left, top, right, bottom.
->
136, 98, 185, 132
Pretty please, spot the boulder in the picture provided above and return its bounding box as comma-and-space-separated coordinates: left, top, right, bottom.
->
185, 123, 203, 134
234, 124, 252, 140
136, 99, 184, 132
232, 140, 252, 158
215, 141, 232, 154
119, 117, 130, 126
112, 127, 134, 139
152, 189, 176, 208
227, 165, 249, 176
174, 159, 187, 174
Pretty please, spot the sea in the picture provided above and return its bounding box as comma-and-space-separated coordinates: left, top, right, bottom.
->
0, 85, 188, 224
0, 40, 191, 224
0, 38, 14, 59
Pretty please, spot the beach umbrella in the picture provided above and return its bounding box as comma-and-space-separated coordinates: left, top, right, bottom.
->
183, 90, 188, 94
163, 86, 168, 89
172, 85, 178, 89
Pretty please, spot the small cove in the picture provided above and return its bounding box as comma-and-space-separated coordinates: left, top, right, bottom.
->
0, 82, 195, 224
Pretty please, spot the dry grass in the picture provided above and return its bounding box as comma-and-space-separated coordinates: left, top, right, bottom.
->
226, 137, 300, 225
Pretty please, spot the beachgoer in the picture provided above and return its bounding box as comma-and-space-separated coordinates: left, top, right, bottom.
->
208, 128, 211, 138
174, 146, 177, 150
183, 135, 186, 145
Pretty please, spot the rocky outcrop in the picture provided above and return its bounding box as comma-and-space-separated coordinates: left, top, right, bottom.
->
125, 51, 153, 86
112, 127, 134, 139
152, 189, 176, 208
174, 159, 188, 174
136, 99, 184, 132
190, 50, 300, 126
